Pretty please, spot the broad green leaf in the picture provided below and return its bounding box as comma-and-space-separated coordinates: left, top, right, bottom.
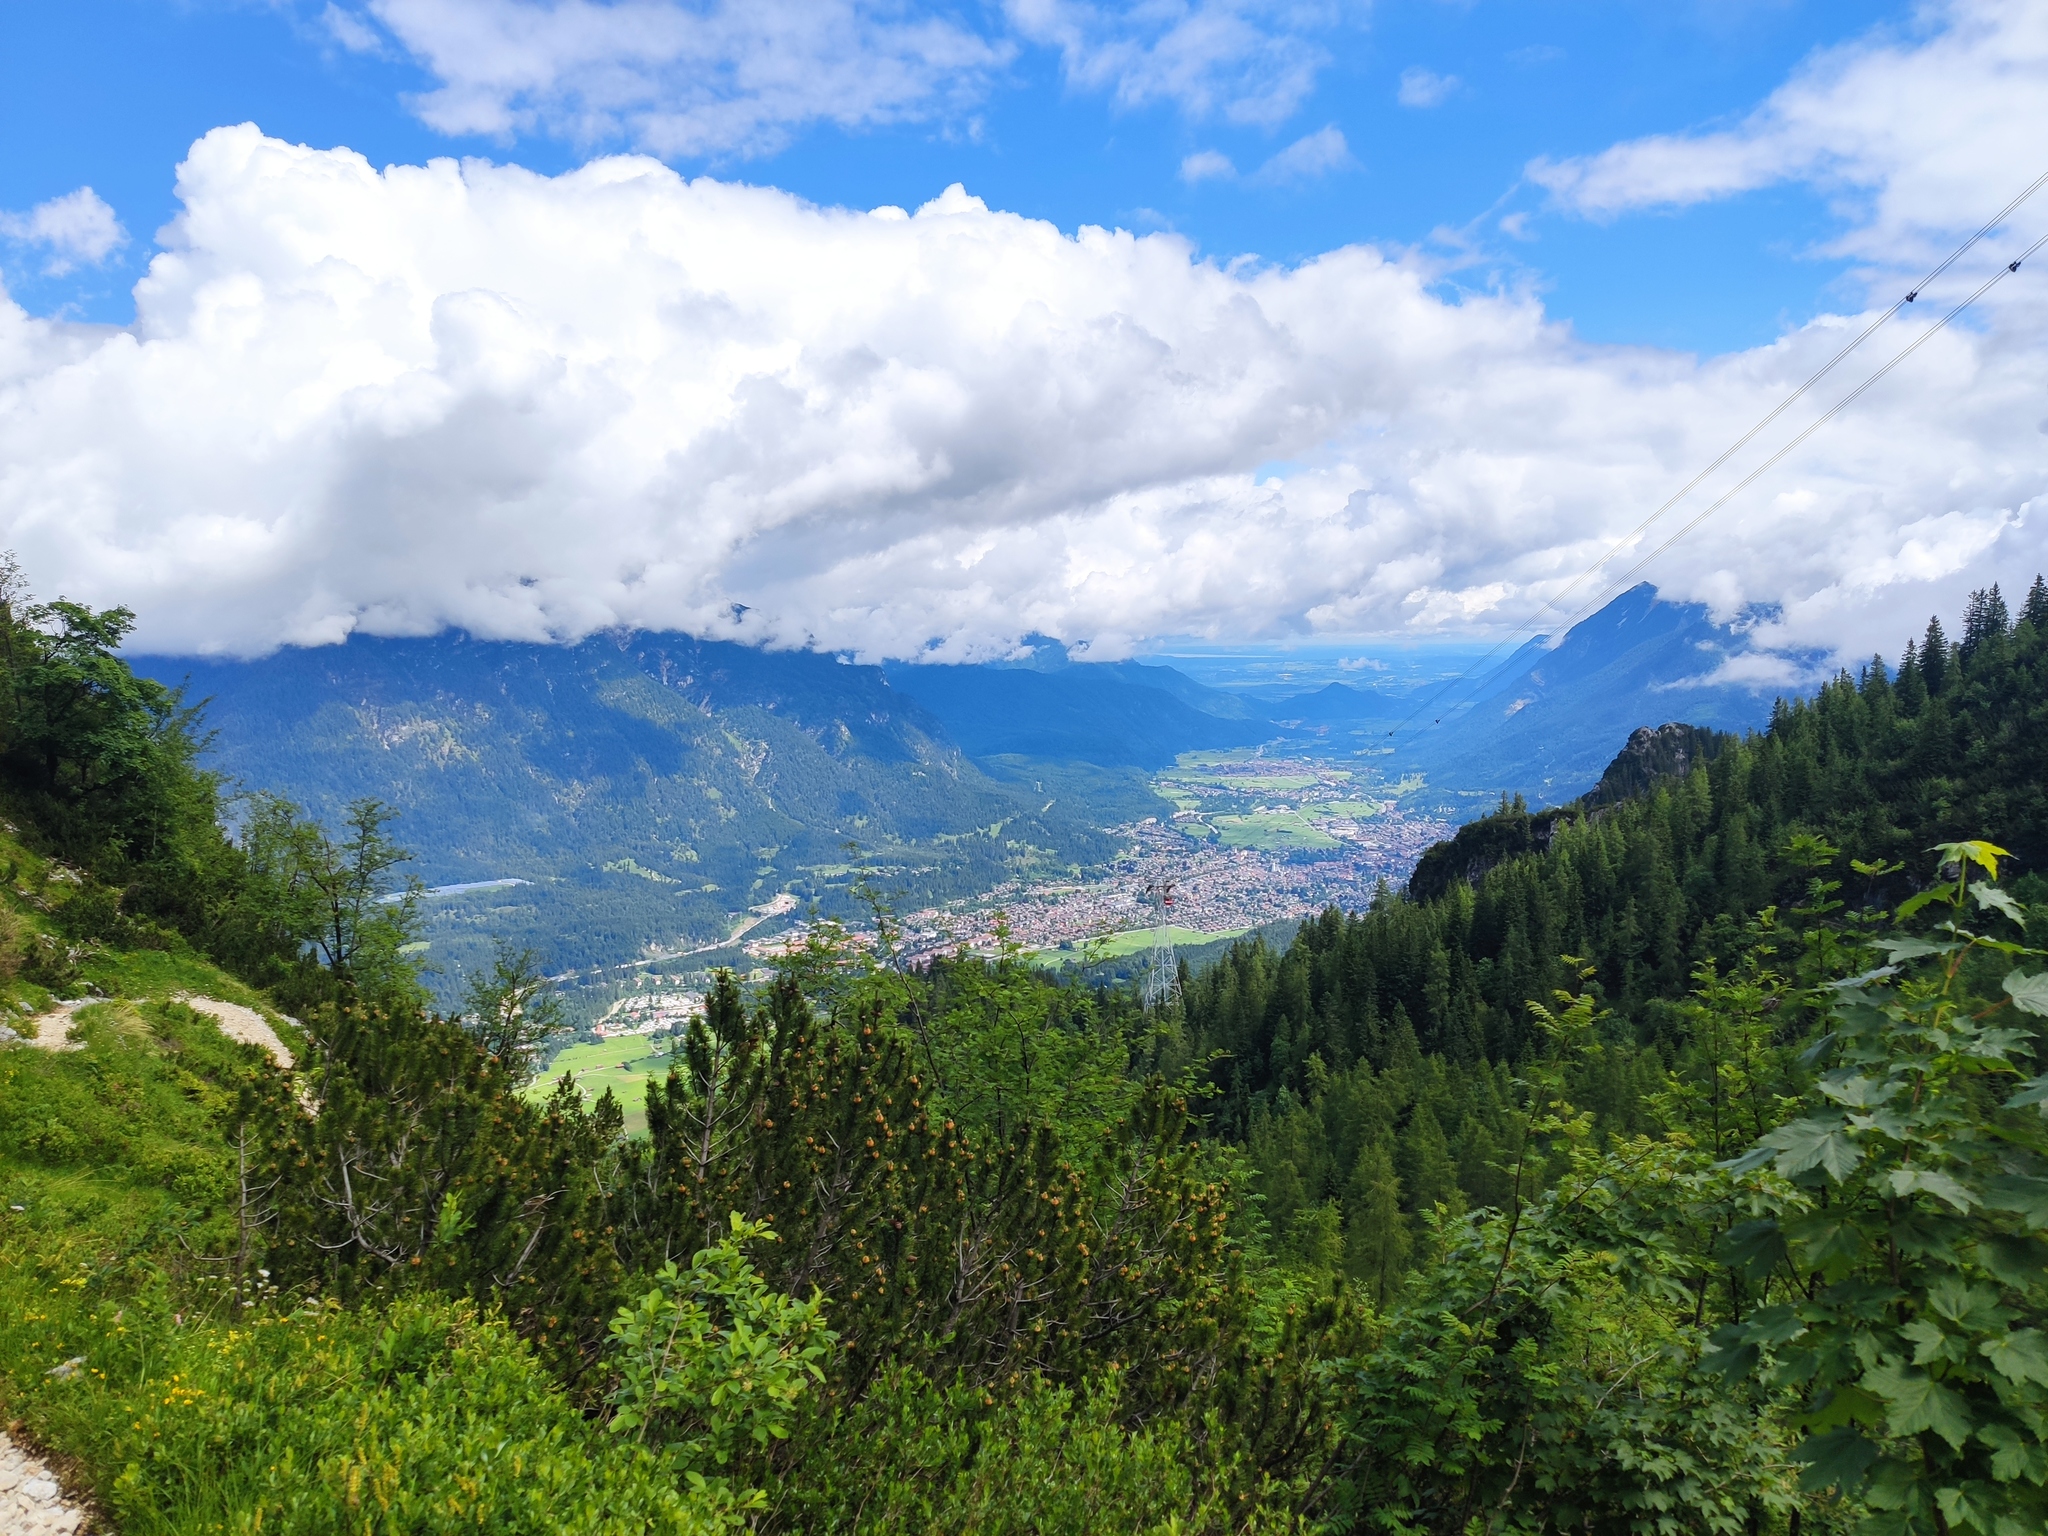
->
1969, 1026, 2033, 1062
1894, 891, 1946, 923
1805, 1381, 1885, 1430
1701, 1323, 1759, 1382
1820, 1071, 1903, 1108
2005, 1073, 2048, 1112
1798, 1030, 1843, 1069
1887, 1167, 1980, 1211
1901, 1318, 1966, 1367
1980, 1422, 2048, 1484
1890, 1208, 1964, 1264
1984, 1175, 2048, 1229
1765, 1115, 1863, 1182
1978, 1235, 2048, 1287
2003, 971, 2048, 1019
1973, 884, 2027, 926
1714, 1218, 1788, 1281
1935, 1485, 1985, 1532
1979, 1329, 2048, 1387
1793, 1427, 1878, 1493
1719, 1144, 1778, 1176
1936, 839, 2009, 880
1880, 935, 1951, 961
1785, 1211, 1869, 1278
1865, 1361, 1975, 1450
1741, 1304, 1807, 1346
1926, 1276, 2008, 1329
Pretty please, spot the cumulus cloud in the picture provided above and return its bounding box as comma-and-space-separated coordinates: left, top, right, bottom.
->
0, 124, 2043, 666
1395, 66, 1457, 107
1528, 0, 2048, 271
1007, 0, 1351, 128
0, 188, 128, 276
352, 0, 1011, 157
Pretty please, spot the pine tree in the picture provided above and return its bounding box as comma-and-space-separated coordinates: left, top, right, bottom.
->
2022, 573, 2048, 633
1960, 583, 2010, 661
1343, 1139, 1409, 1304
1396, 1103, 1459, 1218
1895, 638, 1926, 715
1921, 614, 1950, 693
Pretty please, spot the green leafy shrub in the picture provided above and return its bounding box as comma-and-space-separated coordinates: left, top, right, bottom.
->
4, 1262, 730, 1534
768, 1365, 1294, 1534
1709, 841, 2048, 1536
607, 1214, 836, 1493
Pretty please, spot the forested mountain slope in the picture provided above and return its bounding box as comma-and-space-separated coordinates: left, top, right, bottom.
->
1183, 576, 2048, 1275
880, 652, 1265, 764
1395, 583, 1800, 806
137, 632, 1141, 979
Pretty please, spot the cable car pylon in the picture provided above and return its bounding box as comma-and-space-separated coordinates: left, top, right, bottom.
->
1141, 879, 1181, 1015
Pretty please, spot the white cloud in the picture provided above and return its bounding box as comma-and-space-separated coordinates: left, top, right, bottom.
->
0, 125, 2043, 668
1527, 0, 2048, 273
1180, 149, 1237, 184
356, 0, 1011, 158
1395, 66, 1457, 108
321, 4, 386, 53
1007, 0, 1352, 128
1252, 124, 1353, 183
0, 188, 128, 276
342, 0, 1359, 159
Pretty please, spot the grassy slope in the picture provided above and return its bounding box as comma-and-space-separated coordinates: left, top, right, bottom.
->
526, 1035, 675, 1135
0, 826, 720, 1535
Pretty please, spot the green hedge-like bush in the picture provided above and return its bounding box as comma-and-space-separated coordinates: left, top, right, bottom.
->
1, 1242, 728, 1535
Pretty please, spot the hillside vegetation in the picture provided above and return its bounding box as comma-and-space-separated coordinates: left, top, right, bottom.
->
136, 633, 1157, 991
1, 569, 2045, 1534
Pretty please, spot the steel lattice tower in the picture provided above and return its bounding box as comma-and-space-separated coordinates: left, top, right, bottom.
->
1141, 879, 1181, 1015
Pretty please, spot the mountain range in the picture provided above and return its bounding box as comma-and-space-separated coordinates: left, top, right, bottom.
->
139, 632, 1152, 988
135, 582, 1803, 993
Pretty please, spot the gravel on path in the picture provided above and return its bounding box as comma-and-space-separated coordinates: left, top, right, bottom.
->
0, 1427, 87, 1533
7, 1000, 87, 1052
5, 994, 294, 1070
175, 995, 295, 1070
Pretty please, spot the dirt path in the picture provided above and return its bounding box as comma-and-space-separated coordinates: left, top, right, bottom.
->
6, 995, 292, 1070
0, 1427, 86, 1533
175, 996, 295, 1070
5, 999, 87, 1052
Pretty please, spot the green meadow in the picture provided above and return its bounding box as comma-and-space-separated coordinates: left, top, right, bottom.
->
1032, 924, 1248, 965
1210, 810, 1342, 850
530, 1033, 675, 1133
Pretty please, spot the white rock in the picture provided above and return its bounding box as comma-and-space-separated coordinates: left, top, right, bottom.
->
0, 1431, 83, 1532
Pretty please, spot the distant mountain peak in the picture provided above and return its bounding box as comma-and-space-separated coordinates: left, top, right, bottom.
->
1399, 583, 1797, 805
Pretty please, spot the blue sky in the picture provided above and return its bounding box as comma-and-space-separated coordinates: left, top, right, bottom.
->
5, 1, 1903, 350
0, 0, 2041, 665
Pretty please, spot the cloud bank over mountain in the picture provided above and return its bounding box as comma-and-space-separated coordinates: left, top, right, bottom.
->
0, 52, 2043, 662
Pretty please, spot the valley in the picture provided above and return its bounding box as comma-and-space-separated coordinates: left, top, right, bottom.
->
892, 755, 1452, 963
134, 583, 1779, 1019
